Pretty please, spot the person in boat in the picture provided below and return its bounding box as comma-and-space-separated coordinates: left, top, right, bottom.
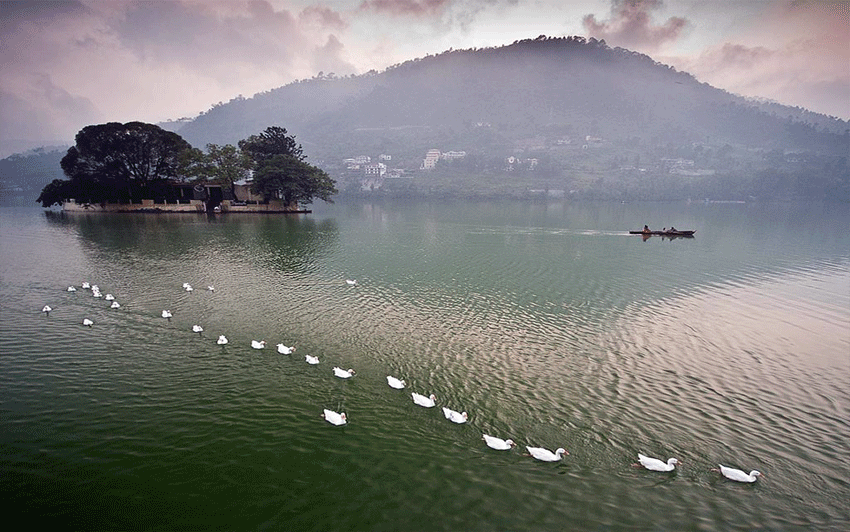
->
642, 225, 651, 234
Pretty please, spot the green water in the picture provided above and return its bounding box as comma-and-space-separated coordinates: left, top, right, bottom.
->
1, 200, 848, 531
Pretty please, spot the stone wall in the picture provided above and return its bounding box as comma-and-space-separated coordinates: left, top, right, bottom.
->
62, 199, 309, 214
63, 199, 205, 213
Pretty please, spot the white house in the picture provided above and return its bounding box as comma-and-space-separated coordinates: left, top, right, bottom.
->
364, 162, 387, 177
441, 151, 467, 161
422, 149, 441, 170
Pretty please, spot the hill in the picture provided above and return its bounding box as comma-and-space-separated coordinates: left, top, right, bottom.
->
175, 36, 847, 201
0, 147, 67, 205
180, 36, 848, 149
8, 36, 849, 204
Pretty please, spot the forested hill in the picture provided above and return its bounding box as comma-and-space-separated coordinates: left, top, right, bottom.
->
177, 36, 848, 161
7, 36, 848, 204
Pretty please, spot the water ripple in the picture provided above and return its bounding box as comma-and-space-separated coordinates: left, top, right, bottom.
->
2, 205, 849, 530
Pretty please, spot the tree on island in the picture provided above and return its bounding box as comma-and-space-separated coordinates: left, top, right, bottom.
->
37, 122, 193, 207
36, 123, 338, 209
201, 143, 251, 198
238, 126, 303, 163
239, 126, 337, 206
252, 154, 337, 207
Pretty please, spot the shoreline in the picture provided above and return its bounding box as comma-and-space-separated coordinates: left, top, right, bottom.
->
61, 199, 311, 214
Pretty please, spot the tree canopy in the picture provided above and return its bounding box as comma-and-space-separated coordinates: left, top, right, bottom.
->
38, 122, 193, 207
62, 122, 191, 183
36, 123, 338, 208
252, 154, 337, 206
238, 126, 303, 164
202, 143, 251, 195
241, 127, 337, 205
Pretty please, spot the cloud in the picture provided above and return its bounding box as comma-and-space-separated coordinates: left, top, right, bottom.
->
358, 0, 452, 18
666, 2, 850, 119
1, 1, 106, 146
675, 38, 849, 118
109, 1, 359, 85
0, 0, 358, 149
300, 5, 349, 31
0, 0, 88, 25
582, 0, 688, 51
0, 75, 100, 147
311, 34, 357, 77
580, 0, 848, 118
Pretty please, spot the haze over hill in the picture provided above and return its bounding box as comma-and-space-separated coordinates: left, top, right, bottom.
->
3, 36, 848, 203
180, 37, 848, 152
173, 36, 847, 200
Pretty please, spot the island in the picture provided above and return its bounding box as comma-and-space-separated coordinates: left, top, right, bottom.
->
36, 124, 337, 214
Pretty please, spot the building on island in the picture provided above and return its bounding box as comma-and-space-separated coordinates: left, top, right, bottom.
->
62, 178, 309, 214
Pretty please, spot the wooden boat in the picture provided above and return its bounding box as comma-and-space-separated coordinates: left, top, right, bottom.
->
629, 230, 696, 237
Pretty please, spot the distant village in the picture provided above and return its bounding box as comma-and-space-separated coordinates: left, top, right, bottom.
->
342, 133, 717, 195
344, 150, 473, 192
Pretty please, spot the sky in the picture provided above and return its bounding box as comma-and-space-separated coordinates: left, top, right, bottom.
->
1, 0, 848, 153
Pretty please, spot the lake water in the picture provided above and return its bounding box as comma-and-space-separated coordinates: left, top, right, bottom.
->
1, 200, 848, 531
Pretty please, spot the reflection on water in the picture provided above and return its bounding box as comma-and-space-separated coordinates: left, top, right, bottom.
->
2, 201, 849, 531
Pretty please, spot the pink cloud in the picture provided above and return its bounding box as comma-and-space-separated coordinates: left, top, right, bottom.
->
311, 34, 356, 76
670, 34, 849, 118
358, 0, 451, 18
300, 5, 349, 31
582, 0, 688, 51
0, 0, 362, 148
707, 43, 775, 70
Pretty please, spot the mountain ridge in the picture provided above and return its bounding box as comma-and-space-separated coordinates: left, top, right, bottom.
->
4, 36, 848, 203
177, 35, 848, 157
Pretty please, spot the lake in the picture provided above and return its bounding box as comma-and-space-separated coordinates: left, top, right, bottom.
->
1, 200, 848, 531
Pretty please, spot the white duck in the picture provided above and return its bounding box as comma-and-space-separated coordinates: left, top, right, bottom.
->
207, 285, 215, 292
185, 285, 193, 292
104, 294, 115, 301
526, 446, 568, 462
305, 355, 320, 365
411, 393, 437, 408
635, 453, 679, 472
322, 409, 347, 426
82, 282, 91, 289
217, 335, 228, 345
333, 367, 355, 379
442, 407, 468, 424
346, 279, 357, 286
42, 305, 52, 315
161, 310, 172, 319
386, 376, 406, 389
182, 282, 191, 289
277, 344, 295, 355
483, 434, 516, 450
67, 286, 77, 292
192, 325, 203, 334
92, 290, 102, 298
714, 464, 763, 483
91, 285, 99, 292
110, 301, 121, 309
82, 318, 94, 327
251, 340, 266, 349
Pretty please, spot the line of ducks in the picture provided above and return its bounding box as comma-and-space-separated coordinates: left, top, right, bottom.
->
45, 279, 763, 483
322, 370, 761, 481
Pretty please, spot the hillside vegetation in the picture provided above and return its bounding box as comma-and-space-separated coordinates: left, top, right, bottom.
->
176, 36, 848, 201
6, 36, 848, 203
